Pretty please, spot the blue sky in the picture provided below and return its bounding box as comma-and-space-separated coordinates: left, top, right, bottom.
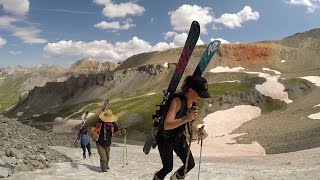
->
0, 0, 319, 67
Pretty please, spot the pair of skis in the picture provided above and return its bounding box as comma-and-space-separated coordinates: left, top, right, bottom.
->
143, 21, 221, 155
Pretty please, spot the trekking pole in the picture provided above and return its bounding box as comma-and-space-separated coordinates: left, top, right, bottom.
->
122, 125, 128, 167
183, 105, 198, 179
197, 125, 205, 180
183, 121, 193, 179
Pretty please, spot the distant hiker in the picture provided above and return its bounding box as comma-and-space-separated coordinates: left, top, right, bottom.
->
76, 126, 92, 159
91, 109, 123, 172
153, 75, 209, 180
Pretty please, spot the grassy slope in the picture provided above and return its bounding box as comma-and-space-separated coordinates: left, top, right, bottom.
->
82, 82, 253, 132
84, 94, 162, 132
0, 76, 29, 113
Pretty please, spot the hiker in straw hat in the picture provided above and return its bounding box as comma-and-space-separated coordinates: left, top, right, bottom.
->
91, 109, 123, 172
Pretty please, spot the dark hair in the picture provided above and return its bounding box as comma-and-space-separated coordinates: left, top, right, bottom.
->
181, 75, 192, 94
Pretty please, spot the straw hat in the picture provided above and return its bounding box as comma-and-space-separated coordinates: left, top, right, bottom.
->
99, 109, 118, 122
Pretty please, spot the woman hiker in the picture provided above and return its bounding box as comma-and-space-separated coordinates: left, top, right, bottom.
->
153, 75, 209, 180
91, 109, 124, 172
76, 126, 92, 159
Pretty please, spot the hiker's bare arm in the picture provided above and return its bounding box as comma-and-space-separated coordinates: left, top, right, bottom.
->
164, 98, 195, 130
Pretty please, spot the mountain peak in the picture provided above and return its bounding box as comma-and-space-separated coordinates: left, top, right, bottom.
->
284, 28, 320, 40
69, 57, 118, 74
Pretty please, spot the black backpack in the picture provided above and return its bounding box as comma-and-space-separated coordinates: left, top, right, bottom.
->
158, 93, 188, 139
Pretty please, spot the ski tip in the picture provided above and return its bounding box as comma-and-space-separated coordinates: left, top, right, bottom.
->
213, 39, 221, 44
192, 20, 199, 25
209, 40, 221, 46
191, 21, 200, 29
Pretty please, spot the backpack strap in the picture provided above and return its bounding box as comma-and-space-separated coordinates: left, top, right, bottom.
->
175, 94, 188, 119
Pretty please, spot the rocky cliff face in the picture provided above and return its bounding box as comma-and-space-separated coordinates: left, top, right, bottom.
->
68, 57, 119, 74
0, 58, 118, 113
6, 64, 171, 118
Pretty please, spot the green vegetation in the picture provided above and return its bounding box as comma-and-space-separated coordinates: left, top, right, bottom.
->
31, 99, 101, 122
85, 94, 162, 132
32, 113, 58, 122
0, 76, 29, 113
68, 103, 100, 119
287, 78, 311, 87
208, 82, 251, 95
266, 99, 287, 112
134, 82, 160, 97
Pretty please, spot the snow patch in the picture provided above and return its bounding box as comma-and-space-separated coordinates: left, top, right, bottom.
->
163, 62, 168, 68
146, 92, 156, 96
55, 117, 63, 122
313, 104, 320, 108
221, 80, 241, 83
299, 76, 320, 87
191, 105, 265, 157
16, 112, 24, 117
210, 66, 245, 73
210, 66, 292, 103
255, 73, 292, 103
281, 60, 286, 63
308, 112, 320, 120
262, 68, 281, 75
203, 105, 261, 136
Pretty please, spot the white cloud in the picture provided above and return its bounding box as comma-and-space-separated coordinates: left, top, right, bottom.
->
94, 19, 135, 31
0, 16, 47, 44
0, 0, 29, 16
12, 27, 47, 44
172, 33, 189, 46
164, 31, 204, 46
44, 37, 161, 62
0, 8, 46, 45
164, 31, 177, 40
0, 36, 6, 47
9, 50, 22, 55
0, 16, 17, 28
94, 0, 145, 18
43, 34, 205, 62
215, 6, 260, 29
151, 42, 176, 51
210, 37, 230, 44
286, 0, 320, 12
169, 4, 214, 34
171, 32, 204, 46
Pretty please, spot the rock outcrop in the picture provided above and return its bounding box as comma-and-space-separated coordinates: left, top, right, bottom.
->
0, 116, 73, 178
